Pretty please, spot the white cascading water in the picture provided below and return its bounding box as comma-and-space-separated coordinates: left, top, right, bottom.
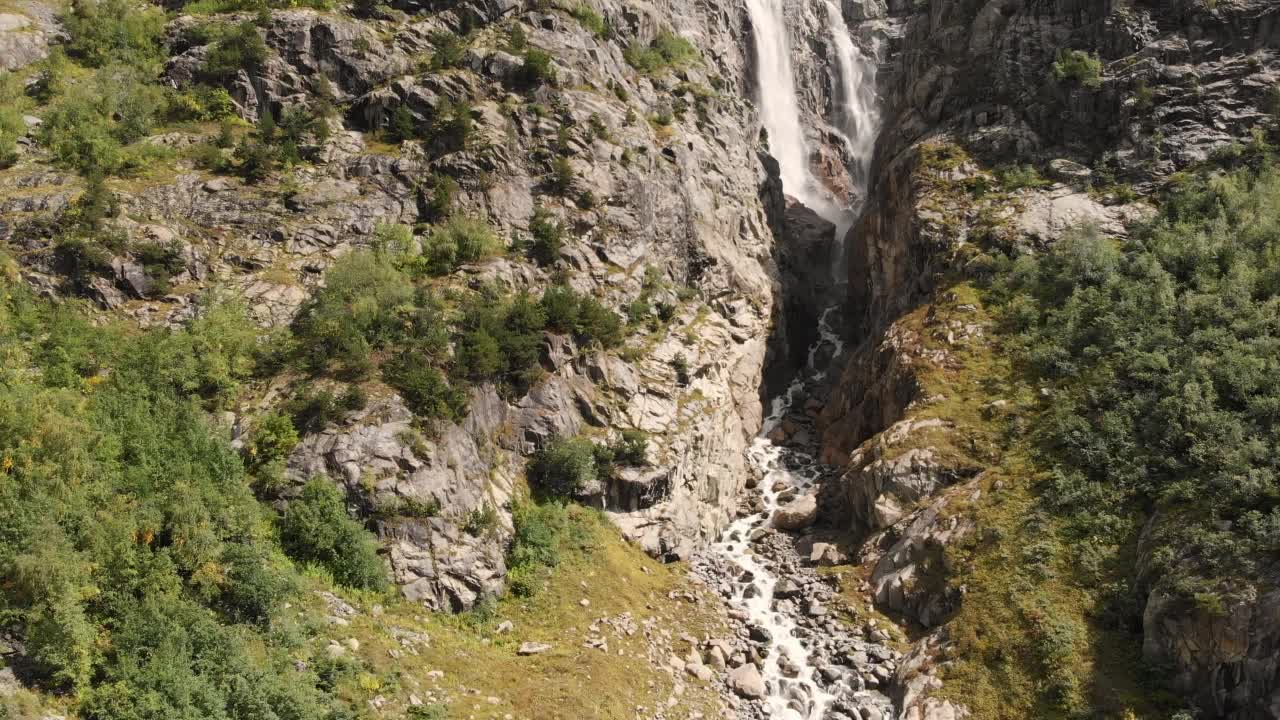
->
708, 1, 882, 718
822, 0, 881, 197
744, 0, 852, 235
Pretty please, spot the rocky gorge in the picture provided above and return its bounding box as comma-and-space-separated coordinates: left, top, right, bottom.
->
1, 0, 1280, 717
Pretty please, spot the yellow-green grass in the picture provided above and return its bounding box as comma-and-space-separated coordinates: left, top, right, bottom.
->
303, 506, 728, 719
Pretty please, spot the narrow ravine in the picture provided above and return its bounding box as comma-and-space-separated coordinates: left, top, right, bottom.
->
691, 1, 894, 718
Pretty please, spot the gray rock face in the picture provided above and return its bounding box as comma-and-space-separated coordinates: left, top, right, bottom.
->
0, 2, 57, 71
58, 0, 790, 605
824, 418, 976, 535
288, 390, 516, 612
867, 492, 973, 628
815, 0, 1280, 716
1139, 549, 1280, 718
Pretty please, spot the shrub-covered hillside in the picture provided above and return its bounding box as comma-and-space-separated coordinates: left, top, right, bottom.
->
997, 164, 1280, 607
0, 261, 363, 718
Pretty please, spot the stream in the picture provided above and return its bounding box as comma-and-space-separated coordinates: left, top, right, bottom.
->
695, 0, 893, 717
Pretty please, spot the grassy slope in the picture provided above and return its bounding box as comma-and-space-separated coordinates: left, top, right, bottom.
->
301, 507, 727, 720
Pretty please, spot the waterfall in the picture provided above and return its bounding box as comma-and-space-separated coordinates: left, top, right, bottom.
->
823, 0, 881, 199
700, 3, 891, 719
744, 0, 850, 232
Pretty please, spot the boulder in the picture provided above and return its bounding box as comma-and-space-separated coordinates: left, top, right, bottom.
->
727, 663, 766, 699
771, 494, 818, 530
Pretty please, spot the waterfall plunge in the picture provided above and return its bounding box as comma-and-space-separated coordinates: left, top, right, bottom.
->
823, 0, 880, 200
745, 0, 849, 232
745, 0, 881, 240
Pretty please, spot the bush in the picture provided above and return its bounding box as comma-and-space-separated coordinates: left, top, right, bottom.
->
540, 286, 579, 333
997, 164, 1051, 191
383, 358, 468, 422
423, 173, 459, 221
428, 30, 467, 70
515, 47, 557, 88
0, 72, 31, 168
991, 165, 1280, 606
0, 278, 336, 717
527, 206, 563, 265
203, 21, 269, 82
422, 215, 501, 275
280, 479, 386, 589
40, 66, 168, 175
249, 412, 299, 468
549, 156, 575, 194
61, 0, 165, 69
385, 105, 418, 144
611, 429, 648, 466
1052, 49, 1103, 89
624, 30, 698, 75
571, 4, 607, 37
168, 84, 237, 122
671, 352, 690, 386
574, 295, 624, 348
527, 436, 599, 497
292, 250, 415, 377
432, 99, 472, 154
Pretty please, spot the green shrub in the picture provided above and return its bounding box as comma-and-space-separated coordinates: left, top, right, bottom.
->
281, 479, 386, 589
40, 66, 168, 175
422, 215, 501, 275
527, 436, 598, 496
996, 164, 1052, 191
61, 0, 165, 69
428, 30, 467, 70
624, 30, 697, 75
515, 48, 556, 88
250, 412, 300, 468
991, 165, 1280, 607
432, 99, 472, 154
527, 206, 563, 265
373, 221, 414, 256
160, 297, 262, 407
571, 4, 607, 37
671, 352, 690, 386
574, 295, 624, 348
549, 156, 575, 195
292, 250, 415, 378
505, 23, 527, 52
0, 72, 31, 167
423, 173, 459, 221
463, 504, 499, 536
1052, 49, 1103, 89
284, 388, 343, 434
385, 105, 418, 143
540, 286, 579, 333
203, 21, 269, 82
0, 278, 335, 716
168, 84, 237, 122
611, 429, 648, 466
383, 358, 468, 422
